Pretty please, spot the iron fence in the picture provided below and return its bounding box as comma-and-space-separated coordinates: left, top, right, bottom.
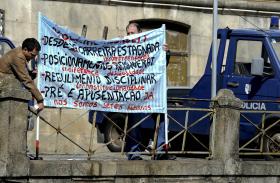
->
28, 98, 280, 160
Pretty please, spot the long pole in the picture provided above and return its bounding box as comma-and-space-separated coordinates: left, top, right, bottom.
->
164, 113, 168, 149
210, 0, 218, 159
35, 112, 40, 159
211, 0, 218, 98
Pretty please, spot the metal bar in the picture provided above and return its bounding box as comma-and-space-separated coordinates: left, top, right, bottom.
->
127, 151, 209, 155
29, 108, 88, 153
260, 113, 266, 153
169, 97, 280, 105
188, 132, 209, 151
239, 148, 259, 151
168, 111, 213, 130
121, 114, 129, 155
35, 113, 40, 159
92, 135, 124, 152
152, 114, 161, 159
239, 133, 262, 150
94, 131, 148, 153
239, 118, 280, 151
181, 111, 189, 151
168, 107, 213, 111
241, 100, 280, 103
157, 113, 210, 152
168, 97, 280, 104
154, 151, 209, 155
263, 119, 280, 133
102, 113, 147, 150
239, 152, 280, 155
102, 114, 124, 132
88, 111, 97, 160
209, 109, 216, 157
126, 114, 151, 133
243, 119, 280, 151
187, 112, 213, 129
263, 132, 280, 148
44, 110, 89, 138
103, 113, 148, 150
167, 111, 213, 151
167, 97, 212, 102
164, 113, 168, 150
211, 0, 218, 98
55, 108, 62, 153
240, 113, 260, 130
60, 110, 89, 131
159, 130, 185, 151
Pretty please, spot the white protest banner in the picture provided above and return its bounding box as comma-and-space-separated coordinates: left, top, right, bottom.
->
38, 13, 167, 113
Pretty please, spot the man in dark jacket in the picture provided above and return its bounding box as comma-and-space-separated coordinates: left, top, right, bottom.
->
0, 38, 44, 111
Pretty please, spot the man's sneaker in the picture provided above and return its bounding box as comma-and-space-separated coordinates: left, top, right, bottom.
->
155, 154, 176, 160
130, 156, 143, 160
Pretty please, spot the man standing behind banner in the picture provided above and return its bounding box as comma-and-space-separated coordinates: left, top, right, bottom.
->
125, 22, 176, 160
0, 38, 44, 112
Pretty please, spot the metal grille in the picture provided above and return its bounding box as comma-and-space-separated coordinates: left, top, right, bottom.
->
0, 9, 4, 36
28, 98, 213, 160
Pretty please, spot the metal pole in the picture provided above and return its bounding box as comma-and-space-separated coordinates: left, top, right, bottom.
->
121, 114, 129, 155
211, 0, 218, 98
152, 114, 161, 159
88, 111, 97, 160
35, 112, 40, 159
164, 113, 168, 149
210, 0, 218, 159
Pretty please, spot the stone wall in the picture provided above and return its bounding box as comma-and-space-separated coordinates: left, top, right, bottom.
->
1, 81, 280, 182
0, 0, 273, 154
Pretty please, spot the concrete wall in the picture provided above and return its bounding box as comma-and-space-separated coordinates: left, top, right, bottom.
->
0, 0, 273, 154
1, 83, 280, 182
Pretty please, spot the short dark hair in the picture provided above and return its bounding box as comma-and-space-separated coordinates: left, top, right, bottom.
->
126, 22, 142, 33
22, 38, 41, 52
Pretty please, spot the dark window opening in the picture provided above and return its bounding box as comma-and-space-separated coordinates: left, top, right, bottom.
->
130, 19, 190, 87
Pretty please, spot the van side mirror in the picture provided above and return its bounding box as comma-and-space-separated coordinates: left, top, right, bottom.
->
251, 58, 264, 76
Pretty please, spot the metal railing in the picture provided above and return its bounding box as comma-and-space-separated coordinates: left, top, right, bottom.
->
28, 98, 213, 160
239, 108, 280, 157
28, 98, 280, 160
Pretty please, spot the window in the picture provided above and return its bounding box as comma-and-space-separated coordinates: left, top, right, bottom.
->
131, 19, 190, 87
234, 40, 273, 76
220, 39, 229, 74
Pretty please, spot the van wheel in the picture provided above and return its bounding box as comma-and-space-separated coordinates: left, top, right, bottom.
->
104, 114, 125, 152
263, 128, 280, 160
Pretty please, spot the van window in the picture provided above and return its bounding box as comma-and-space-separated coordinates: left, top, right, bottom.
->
234, 40, 273, 76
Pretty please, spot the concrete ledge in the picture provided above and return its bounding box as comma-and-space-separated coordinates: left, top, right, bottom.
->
29, 159, 223, 177
241, 161, 280, 176
0, 88, 31, 100
29, 160, 280, 178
